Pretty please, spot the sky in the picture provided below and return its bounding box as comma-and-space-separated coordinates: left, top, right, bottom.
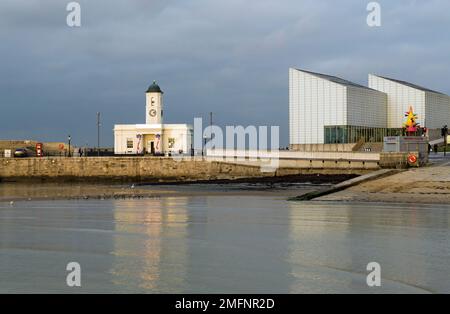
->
1, 0, 449, 147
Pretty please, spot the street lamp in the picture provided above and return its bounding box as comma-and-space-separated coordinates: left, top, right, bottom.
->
97, 112, 101, 157
68, 135, 72, 157
203, 135, 208, 157
202, 112, 213, 158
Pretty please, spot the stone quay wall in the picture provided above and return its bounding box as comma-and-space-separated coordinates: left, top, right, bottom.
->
0, 156, 376, 182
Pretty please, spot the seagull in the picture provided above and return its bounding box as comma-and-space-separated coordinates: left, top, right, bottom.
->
9, 201, 14, 206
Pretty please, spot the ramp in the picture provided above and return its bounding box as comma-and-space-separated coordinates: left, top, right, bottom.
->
429, 138, 445, 146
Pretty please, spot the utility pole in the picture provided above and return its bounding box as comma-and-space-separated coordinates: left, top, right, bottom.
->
97, 112, 101, 157
209, 111, 213, 142
206, 112, 213, 158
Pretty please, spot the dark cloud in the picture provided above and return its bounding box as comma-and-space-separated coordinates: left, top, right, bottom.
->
1, 0, 449, 146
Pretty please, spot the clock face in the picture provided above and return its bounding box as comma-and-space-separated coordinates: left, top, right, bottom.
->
149, 109, 157, 117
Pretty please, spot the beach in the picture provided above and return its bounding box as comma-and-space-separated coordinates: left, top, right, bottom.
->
1, 195, 449, 293
317, 154, 450, 204
0, 174, 354, 202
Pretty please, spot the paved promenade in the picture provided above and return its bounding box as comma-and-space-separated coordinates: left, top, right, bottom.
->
317, 153, 450, 204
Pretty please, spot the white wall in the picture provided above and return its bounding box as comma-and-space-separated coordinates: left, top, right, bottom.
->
114, 128, 139, 154
206, 148, 380, 161
346, 86, 387, 128
369, 75, 426, 128
289, 69, 387, 145
146, 92, 163, 124
425, 92, 450, 129
114, 125, 192, 155
289, 68, 347, 145
163, 127, 193, 154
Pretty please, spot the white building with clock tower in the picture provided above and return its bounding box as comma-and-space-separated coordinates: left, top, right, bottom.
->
114, 81, 193, 155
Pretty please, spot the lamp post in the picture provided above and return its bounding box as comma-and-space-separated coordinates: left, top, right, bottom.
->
97, 112, 101, 157
68, 135, 72, 157
209, 112, 213, 130
205, 112, 213, 157
203, 135, 208, 157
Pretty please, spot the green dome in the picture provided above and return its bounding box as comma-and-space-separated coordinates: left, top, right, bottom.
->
146, 80, 163, 93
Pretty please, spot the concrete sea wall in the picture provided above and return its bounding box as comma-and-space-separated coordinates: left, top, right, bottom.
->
379, 151, 428, 168
289, 143, 356, 152
0, 157, 376, 182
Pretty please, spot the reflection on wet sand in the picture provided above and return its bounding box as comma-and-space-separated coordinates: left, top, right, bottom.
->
111, 197, 189, 292
0, 195, 449, 293
0, 181, 329, 202
0, 182, 170, 201
287, 202, 450, 293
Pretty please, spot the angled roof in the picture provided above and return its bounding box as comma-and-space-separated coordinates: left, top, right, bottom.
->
374, 75, 445, 95
295, 68, 376, 91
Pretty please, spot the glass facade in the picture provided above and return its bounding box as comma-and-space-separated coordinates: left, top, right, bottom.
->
324, 125, 404, 144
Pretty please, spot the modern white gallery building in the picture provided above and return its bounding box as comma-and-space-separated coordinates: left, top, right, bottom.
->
289, 68, 450, 148
368, 74, 450, 129
114, 82, 193, 155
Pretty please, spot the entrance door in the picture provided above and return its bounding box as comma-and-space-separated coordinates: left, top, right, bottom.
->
144, 134, 157, 154
150, 141, 155, 155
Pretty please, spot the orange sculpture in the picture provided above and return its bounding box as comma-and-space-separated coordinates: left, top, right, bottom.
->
404, 106, 419, 133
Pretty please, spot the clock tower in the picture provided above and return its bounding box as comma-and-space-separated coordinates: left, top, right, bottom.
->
145, 81, 163, 124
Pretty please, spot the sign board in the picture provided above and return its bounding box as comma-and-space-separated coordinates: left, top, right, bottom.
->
383, 136, 428, 153
4, 149, 11, 158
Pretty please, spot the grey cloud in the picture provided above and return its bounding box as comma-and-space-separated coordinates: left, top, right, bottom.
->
0, 0, 449, 146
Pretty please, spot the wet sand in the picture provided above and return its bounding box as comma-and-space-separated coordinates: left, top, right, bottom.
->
1, 198, 449, 293
0, 174, 354, 202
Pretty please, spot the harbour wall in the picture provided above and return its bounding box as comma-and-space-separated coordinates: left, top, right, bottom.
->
0, 156, 378, 182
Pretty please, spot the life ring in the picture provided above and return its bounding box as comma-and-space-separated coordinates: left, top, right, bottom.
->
407, 154, 417, 164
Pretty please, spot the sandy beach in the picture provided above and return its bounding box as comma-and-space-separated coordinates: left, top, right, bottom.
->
317, 159, 450, 204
